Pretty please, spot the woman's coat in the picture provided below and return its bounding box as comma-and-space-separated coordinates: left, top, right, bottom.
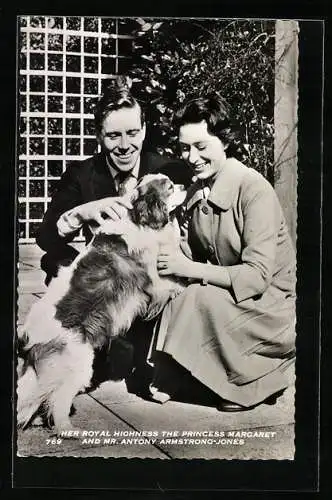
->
150, 158, 296, 406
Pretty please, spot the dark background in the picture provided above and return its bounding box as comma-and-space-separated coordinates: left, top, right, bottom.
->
0, 1, 328, 496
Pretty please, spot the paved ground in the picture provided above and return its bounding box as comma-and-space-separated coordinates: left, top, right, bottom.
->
16, 244, 295, 460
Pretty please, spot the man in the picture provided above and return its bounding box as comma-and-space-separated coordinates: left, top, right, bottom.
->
36, 77, 192, 394
37, 78, 191, 278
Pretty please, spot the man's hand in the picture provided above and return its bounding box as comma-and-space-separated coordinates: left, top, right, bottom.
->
57, 196, 133, 237
75, 196, 133, 225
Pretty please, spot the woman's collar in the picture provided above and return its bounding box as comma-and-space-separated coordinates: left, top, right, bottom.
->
186, 158, 248, 211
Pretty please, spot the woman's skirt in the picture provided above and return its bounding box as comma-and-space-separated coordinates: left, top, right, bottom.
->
148, 282, 296, 407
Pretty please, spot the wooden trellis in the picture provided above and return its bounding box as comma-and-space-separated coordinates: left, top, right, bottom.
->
18, 17, 299, 245
274, 20, 299, 245
18, 16, 134, 242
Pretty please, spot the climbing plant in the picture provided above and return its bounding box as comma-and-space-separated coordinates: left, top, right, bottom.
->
128, 19, 275, 181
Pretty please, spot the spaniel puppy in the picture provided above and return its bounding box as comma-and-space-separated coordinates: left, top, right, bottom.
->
17, 174, 186, 436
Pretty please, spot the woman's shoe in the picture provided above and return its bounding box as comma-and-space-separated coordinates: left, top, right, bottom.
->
217, 389, 286, 412
263, 389, 285, 405
217, 400, 253, 412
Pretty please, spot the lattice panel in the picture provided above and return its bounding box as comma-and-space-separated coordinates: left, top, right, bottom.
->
18, 16, 135, 241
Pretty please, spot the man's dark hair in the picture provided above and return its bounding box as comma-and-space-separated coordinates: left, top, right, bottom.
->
173, 94, 245, 160
94, 76, 145, 135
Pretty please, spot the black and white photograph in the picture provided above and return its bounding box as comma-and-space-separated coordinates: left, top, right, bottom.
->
15, 15, 301, 463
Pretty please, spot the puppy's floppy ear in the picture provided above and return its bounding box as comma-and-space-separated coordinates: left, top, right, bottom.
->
130, 189, 169, 230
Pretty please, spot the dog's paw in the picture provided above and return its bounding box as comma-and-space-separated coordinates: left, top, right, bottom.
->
169, 286, 185, 300
30, 415, 44, 427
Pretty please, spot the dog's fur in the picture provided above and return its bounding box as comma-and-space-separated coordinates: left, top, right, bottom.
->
17, 174, 186, 436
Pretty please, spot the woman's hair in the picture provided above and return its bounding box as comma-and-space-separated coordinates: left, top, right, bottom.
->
173, 94, 244, 159
94, 76, 145, 135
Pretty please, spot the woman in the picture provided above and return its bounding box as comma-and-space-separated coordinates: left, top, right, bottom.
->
150, 94, 296, 411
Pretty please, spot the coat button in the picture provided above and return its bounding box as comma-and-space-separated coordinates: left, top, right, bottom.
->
201, 205, 209, 214
208, 245, 215, 255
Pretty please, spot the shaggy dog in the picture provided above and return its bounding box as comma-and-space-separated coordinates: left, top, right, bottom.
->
17, 174, 187, 436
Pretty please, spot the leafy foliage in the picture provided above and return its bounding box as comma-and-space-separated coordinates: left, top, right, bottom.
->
128, 19, 275, 181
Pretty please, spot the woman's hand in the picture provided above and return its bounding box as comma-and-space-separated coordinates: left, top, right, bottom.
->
157, 248, 194, 278
157, 247, 232, 289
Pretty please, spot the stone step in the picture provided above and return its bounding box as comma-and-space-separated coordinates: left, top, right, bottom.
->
17, 393, 168, 459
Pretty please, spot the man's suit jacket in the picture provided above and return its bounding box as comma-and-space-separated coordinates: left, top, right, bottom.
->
35, 151, 192, 385
36, 151, 192, 254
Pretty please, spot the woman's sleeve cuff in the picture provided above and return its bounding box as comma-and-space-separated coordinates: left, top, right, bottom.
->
227, 264, 267, 302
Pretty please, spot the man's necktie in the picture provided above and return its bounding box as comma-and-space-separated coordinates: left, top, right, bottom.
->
116, 173, 137, 196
